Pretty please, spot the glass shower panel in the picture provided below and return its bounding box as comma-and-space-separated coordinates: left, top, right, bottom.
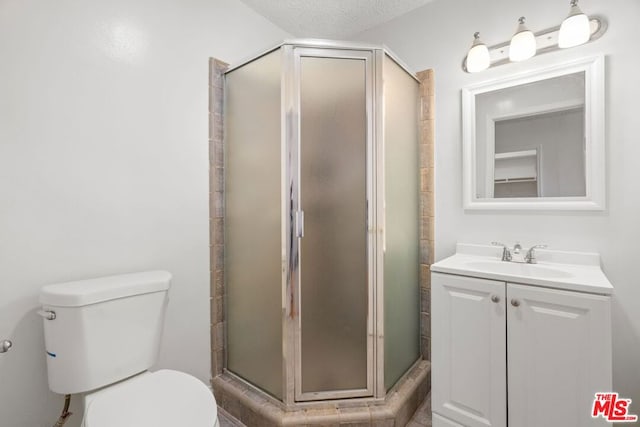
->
225, 50, 283, 399
299, 56, 369, 394
382, 54, 421, 390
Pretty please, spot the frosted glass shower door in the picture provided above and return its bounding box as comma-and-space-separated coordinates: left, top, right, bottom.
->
293, 49, 374, 401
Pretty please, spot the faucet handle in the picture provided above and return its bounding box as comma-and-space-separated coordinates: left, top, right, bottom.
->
525, 244, 548, 264
491, 242, 512, 261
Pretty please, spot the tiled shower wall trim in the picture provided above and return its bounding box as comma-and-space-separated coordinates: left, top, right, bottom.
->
209, 58, 228, 377
417, 68, 435, 362
209, 59, 435, 377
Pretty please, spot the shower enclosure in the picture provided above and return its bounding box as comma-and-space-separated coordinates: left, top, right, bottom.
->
223, 40, 420, 405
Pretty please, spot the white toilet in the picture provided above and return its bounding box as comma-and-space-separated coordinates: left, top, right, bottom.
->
39, 271, 219, 427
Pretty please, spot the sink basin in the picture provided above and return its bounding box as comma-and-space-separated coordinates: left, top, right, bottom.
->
431, 244, 613, 295
464, 260, 573, 279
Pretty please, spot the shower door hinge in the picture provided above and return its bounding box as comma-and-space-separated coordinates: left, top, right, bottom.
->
296, 210, 305, 238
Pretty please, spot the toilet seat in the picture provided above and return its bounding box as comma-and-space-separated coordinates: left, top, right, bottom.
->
83, 369, 218, 427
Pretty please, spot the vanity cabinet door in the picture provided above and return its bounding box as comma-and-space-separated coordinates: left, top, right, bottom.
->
507, 283, 612, 427
432, 273, 507, 427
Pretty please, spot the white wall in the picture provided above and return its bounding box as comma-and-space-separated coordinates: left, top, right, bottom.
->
0, 0, 289, 425
355, 0, 640, 408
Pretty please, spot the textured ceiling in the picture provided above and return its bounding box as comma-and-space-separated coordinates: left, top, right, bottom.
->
238, 0, 435, 38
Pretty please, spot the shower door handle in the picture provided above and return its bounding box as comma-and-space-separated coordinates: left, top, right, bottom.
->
296, 210, 305, 238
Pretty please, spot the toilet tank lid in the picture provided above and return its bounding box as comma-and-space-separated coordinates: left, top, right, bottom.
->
40, 271, 171, 307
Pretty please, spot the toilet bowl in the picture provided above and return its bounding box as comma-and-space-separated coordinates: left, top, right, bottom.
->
82, 370, 219, 427
39, 271, 219, 427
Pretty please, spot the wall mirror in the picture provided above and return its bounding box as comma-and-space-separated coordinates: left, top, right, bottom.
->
462, 55, 605, 210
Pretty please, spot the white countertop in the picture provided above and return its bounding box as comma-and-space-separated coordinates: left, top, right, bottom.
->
431, 243, 613, 295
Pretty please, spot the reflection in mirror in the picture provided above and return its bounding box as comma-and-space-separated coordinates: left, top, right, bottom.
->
475, 72, 586, 199
463, 55, 605, 210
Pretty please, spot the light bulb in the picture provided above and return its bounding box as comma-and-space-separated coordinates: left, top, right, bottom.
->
559, 0, 591, 48
509, 17, 536, 62
466, 32, 490, 73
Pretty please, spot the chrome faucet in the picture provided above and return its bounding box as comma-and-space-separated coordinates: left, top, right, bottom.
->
511, 242, 525, 262
493, 241, 546, 263
512, 242, 522, 255
524, 245, 547, 264
492, 242, 512, 261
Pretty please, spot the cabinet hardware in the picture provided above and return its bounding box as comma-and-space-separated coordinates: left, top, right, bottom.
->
0, 340, 12, 353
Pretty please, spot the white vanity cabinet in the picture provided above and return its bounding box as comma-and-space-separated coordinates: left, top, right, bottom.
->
432, 267, 612, 427
431, 274, 507, 427
506, 283, 611, 427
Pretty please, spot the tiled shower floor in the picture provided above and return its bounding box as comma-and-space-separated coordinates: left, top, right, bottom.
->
218, 393, 432, 427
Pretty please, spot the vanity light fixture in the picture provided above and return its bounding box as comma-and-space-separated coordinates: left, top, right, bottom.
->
509, 17, 537, 62
465, 32, 490, 73
559, 0, 591, 48
463, 0, 606, 73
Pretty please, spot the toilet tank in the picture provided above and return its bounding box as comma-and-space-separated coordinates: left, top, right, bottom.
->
39, 271, 171, 395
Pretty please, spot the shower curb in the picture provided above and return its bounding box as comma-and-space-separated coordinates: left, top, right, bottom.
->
212, 360, 430, 426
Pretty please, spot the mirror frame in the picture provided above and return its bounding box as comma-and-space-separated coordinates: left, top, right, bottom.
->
462, 55, 605, 210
